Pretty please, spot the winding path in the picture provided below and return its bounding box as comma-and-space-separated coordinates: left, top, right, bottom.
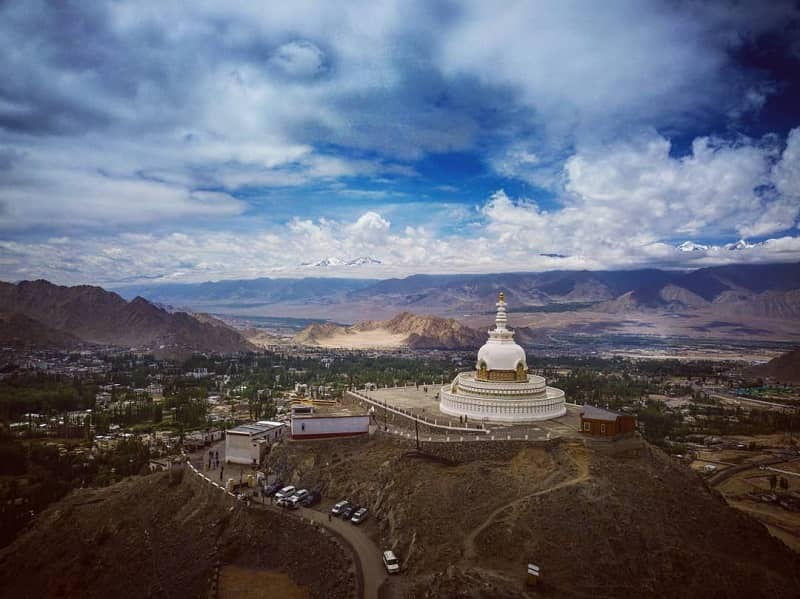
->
462, 453, 590, 562
301, 507, 387, 599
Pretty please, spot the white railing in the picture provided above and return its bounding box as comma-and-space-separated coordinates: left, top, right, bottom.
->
347, 389, 489, 434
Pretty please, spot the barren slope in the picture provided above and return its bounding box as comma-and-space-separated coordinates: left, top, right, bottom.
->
0, 469, 354, 599
292, 312, 482, 349
268, 437, 800, 598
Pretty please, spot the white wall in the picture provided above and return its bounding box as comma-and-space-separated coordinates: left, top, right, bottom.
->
225, 433, 259, 465
291, 416, 369, 438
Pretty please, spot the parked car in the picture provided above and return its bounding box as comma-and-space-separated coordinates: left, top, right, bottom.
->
286, 489, 309, 509
264, 481, 283, 497
331, 500, 351, 517
301, 490, 322, 507
275, 485, 296, 500
382, 551, 400, 574
341, 504, 358, 519
351, 507, 368, 524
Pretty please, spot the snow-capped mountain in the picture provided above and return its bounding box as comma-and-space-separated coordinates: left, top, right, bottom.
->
346, 256, 382, 266
305, 257, 345, 267
302, 256, 383, 268
676, 239, 760, 252
677, 241, 709, 252
724, 239, 757, 251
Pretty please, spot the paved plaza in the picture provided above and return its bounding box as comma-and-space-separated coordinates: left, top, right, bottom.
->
363, 386, 582, 441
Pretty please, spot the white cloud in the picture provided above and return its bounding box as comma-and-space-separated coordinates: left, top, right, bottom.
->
0, 167, 246, 229
772, 127, 800, 200
478, 128, 800, 267
0, 1, 799, 283
348, 211, 391, 244
268, 40, 327, 78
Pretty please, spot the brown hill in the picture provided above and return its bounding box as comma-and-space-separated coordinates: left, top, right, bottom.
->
270, 436, 800, 598
292, 322, 350, 345
748, 348, 800, 383
293, 312, 483, 349
714, 289, 800, 319
0, 470, 353, 599
0, 312, 82, 350
0, 280, 254, 355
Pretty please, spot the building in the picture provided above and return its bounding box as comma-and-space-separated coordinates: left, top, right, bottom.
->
439, 292, 567, 422
225, 421, 286, 465
579, 406, 637, 437
290, 405, 369, 440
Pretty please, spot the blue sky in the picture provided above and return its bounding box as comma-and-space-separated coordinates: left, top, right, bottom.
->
1, 0, 799, 284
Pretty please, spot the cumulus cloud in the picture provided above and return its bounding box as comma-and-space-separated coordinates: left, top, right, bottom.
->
268, 41, 327, 78
349, 211, 391, 244
479, 128, 800, 262
0, 1, 799, 283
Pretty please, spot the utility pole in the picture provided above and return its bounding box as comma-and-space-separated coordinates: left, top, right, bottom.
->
415, 415, 420, 450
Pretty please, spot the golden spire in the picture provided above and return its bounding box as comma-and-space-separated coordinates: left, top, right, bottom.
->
498, 291, 505, 302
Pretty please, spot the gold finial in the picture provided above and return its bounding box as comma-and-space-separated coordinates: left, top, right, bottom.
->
498, 291, 505, 302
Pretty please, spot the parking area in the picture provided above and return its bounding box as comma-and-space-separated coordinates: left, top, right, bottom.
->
186, 439, 388, 598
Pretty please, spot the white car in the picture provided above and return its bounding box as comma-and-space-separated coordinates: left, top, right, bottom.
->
383, 550, 400, 574
331, 500, 350, 517
275, 485, 296, 500
287, 489, 309, 509
351, 507, 368, 524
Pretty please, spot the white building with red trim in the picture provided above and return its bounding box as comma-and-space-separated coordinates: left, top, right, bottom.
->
290, 405, 369, 440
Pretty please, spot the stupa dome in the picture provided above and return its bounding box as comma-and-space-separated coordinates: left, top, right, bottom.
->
475, 292, 528, 381
477, 340, 527, 372
439, 290, 566, 422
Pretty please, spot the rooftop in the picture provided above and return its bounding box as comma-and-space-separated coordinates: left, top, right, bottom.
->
580, 405, 629, 422
227, 421, 285, 435
291, 403, 368, 418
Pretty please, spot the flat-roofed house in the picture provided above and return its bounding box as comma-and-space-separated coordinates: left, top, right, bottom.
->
290, 405, 369, 440
580, 406, 637, 437
225, 421, 286, 465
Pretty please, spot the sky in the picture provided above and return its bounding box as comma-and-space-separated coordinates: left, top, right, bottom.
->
1, 0, 799, 285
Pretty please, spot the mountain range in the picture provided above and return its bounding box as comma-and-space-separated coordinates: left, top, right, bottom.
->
115, 276, 373, 308
113, 262, 800, 322
301, 256, 383, 268
6, 261, 799, 354
0, 280, 254, 355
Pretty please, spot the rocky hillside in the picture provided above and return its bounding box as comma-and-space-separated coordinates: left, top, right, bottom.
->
0, 312, 82, 349
0, 469, 354, 599
269, 436, 800, 599
748, 348, 800, 383
0, 280, 255, 355
293, 312, 483, 349
596, 263, 800, 316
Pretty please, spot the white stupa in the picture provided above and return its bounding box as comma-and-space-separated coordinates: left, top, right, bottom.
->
439, 292, 566, 423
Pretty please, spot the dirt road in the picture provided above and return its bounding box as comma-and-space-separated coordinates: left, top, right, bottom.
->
302, 507, 388, 599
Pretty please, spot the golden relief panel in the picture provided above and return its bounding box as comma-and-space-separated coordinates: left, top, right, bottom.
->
487, 370, 517, 381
